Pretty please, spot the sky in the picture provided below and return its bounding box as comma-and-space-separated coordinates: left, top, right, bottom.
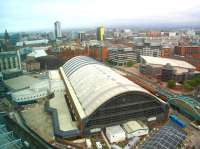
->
0, 0, 200, 32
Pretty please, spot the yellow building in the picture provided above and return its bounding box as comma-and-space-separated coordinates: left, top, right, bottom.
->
97, 26, 105, 41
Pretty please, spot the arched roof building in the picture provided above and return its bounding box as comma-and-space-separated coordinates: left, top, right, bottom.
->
60, 56, 168, 134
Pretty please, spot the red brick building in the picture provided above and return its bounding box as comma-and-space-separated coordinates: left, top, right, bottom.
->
161, 47, 173, 58
174, 46, 200, 70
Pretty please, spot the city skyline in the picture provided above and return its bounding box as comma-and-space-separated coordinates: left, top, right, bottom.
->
1, 0, 200, 32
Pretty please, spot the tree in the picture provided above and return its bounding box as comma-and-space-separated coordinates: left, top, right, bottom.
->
183, 82, 193, 90
105, 59, 112, 65
167, 80, 176, 88
183, 75, 200, 90
127, 60, 135, 67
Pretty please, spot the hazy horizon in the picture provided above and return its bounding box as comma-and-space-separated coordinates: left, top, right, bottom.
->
1, 0, 200, 32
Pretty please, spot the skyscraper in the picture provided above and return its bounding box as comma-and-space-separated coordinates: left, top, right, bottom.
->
78, 32, 86, 42
97, 26, 105, 41
54, 21, 62, 38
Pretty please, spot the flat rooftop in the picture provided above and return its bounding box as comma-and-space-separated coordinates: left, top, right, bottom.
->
48, 70, 61, 80
4, 75, 41, 91
123, 121, 148, 134
49, 92, 77, 132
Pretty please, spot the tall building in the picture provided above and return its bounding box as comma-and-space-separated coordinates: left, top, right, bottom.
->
97, 26, 105, 41
54, 21, 62, 38
134, 38, 161, 62
78, 32, 86, 42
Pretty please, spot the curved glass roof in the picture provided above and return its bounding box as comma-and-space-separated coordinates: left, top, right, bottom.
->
62, 56, 155, 117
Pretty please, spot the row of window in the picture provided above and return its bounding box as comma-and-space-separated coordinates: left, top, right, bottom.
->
14, 92, 47, 101
0, 57, 18, 71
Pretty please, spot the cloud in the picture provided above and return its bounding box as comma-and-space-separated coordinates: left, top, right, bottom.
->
0, 0, 200, 32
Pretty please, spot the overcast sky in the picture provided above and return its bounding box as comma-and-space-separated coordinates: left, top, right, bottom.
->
1, 0, 200, 32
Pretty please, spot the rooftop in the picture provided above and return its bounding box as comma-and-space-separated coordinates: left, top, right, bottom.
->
48, 92, 80, 138
140, 123, 187, 149
61, 56, 153, 118
27, 49, 47, 58
49, 92, 77, 132
141, 56, 196, 70
106, 125, 125, 134
4, 75, 41, 91
123, 120, 148, 134
48, 70, 61, 80
16, 39, 48, 47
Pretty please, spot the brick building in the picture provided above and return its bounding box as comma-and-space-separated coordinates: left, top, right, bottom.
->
174, 46, 200, 70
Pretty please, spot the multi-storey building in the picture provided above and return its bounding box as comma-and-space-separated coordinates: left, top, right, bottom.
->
108, 47, 137, 66
78, 32, 86, 42
174, 46, 200, 70
54, 21, 62, 38
0, 50, 21, 72
134, 39, 161, 62
97, 26, 105, 41
140, 56, 196, 82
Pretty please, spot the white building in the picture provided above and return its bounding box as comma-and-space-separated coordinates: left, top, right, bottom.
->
169, 32, 177, 37
123, 121, 149, 139
11, 70, 65, 104
106, 125, 126, 143
54, 21, 62, 38
16, 39, 48, 47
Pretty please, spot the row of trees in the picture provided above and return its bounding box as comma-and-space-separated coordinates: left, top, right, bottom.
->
167, 75, 200, 90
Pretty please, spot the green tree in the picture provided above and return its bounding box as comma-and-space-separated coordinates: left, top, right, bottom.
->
105, 59, 112, 65
127, 60, 135, 67
183, 81, 193, 90
167, 80, 176, 88
183, 75, 200, 90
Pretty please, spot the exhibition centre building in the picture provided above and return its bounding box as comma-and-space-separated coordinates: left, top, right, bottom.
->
57, 56, 169, 136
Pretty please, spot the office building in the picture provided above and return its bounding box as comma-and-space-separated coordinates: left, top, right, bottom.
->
97, 26, 105, 41
140, 56, 196, 82
88, 46, 108, 63
78, 32, 86, 42
108, 47, 137, 66
54, 21, 62, 38
174, 46, 200, 70
134, 38, 161, 62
